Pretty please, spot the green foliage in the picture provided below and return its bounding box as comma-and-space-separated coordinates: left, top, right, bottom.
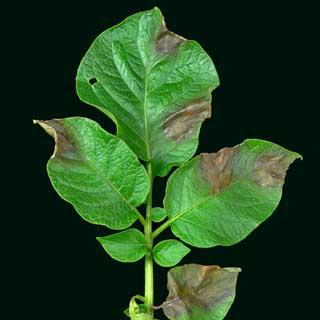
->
153, 240, 190, 267
35, 7, 301, 320
161, 264, 241, 320
35, 117, 149, 229
126, 296, 152, 320
97, 229, 146, 263
76, 7, 219, 177
151, 207, 167, 222
164, 139, 301, 248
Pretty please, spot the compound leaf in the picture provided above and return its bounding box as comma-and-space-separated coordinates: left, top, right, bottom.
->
76, 7, 219, 176
164, 139, 301, 247
153, 240, 190, 267
160, 264, 240, 320
97, 229, 147, 263
35, 117, 149, 230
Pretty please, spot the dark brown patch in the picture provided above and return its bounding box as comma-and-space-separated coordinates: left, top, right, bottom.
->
200, 146, 239, 194
35, 119, 77, 159
163, 98, 211, 142
155, 23, 185, 54
160, 264, 240, 319
252, 152, 293, 187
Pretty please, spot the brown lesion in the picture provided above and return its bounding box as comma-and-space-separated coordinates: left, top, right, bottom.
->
163, 98, 212, 143
200, 146, 239, 194
156, 20, 212, 145
34, 119, 78, 159
160, 264, 240, 319
252, 152, 293, 187
155, 22, 186, 55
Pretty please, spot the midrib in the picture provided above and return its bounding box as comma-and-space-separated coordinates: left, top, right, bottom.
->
143, 70, 151, 161
167, 158, 276, 225
67, 123, 141, 217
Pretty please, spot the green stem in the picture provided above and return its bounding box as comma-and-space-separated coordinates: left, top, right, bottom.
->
136, 209, 146, 227
152, 219, 171, 239
144, 162, 154, 318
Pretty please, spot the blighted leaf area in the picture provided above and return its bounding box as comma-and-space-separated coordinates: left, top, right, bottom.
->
76, 7, 219, 177
200, 146, 239, 194
199, 141, 301, 190
163, 98, 212, 143
165, 139, 301, 248
155, 22, 185, 54
35, 117, 149, 229
33, 119, 79, 159
251, 151, 297, 187
34, 7, 303, 320
160, 264, 241, 320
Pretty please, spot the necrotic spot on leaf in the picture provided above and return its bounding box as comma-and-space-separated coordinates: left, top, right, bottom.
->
36, 120, 80, 160
252, 152, 292, 187
161, 264, 241, 319
155, 23, 185, 54
163, 98, 211, 142
89, 78, 97, 85
76, 7, 220, 176
200, 146, 239, 194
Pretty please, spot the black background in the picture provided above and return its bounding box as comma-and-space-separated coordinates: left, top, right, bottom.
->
5, 0, 318, 319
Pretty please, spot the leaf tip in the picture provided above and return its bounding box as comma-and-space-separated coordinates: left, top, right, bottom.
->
35, 119, 80, 160
153, 6, 162, 13
224, 267, 242, 273
34, 119, 58, 140
253, 150, 301, 187
96, 237, 106, 248
296, 152, 303, 161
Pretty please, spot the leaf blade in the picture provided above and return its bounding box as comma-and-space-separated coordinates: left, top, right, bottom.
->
36, 117, 149, 229
161, 264, 241, 320
97, 229, 147, 263
76, 8, 219, 176
153, 240, 190, 267
151, 207, 167, 222
164, 139, 301, 247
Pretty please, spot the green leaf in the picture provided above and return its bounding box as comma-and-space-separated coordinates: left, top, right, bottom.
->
76, 7, 219, 176
35, 117, 149, 230
153, 240, 190, 267
97, 229, 146, 263
160, 264, 241, 320
164, 139, 301, 247
151, 207, 167, 222
127, 296, 152, 320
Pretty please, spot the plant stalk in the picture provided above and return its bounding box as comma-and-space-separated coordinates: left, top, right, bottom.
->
144, 162, 154, 318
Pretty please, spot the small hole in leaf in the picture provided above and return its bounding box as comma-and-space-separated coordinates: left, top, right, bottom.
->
89, 78, 97, 85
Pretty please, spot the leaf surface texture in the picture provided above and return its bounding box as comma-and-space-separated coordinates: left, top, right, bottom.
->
76, 8, 219, 176
97, 229, 147, 262
161, 264, 240, 320
36, 117, 149, 229
164, 139, 301, 247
